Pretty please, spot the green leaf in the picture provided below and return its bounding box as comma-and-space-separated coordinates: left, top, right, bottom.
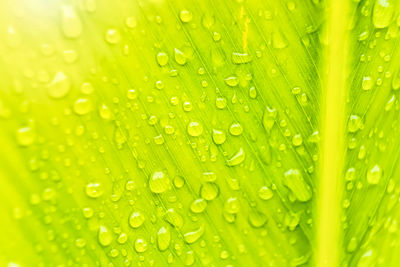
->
0, 0, 399, 266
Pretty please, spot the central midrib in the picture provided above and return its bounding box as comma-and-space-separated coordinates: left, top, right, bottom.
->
316, 0, 350, 266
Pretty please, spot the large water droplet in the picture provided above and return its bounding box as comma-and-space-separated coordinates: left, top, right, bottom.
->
226, 148, 245, 166
164, 208, 183, 228
212, 129, 226, 145
263, 106, 277, 131
373, 0, 394, 28
258, 186, 274, 200
149, 171, 170, 193
157, 226, 171, 251
129, 211, 145, 228
283, 169, 312, 202
190, 198, 207, 213
73, 98, 92, 115
200, 182, 219, 200
98, 225, 112, 246
134, 238, 148, 252
16, 126, 35, 146
184, 226, 204, 244
187, 121, 203, 137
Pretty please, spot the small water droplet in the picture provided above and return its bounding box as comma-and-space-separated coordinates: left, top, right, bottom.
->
224, 197, 240, 214
85, 183, 103, 198
232, 52, 252, 64
134, 238, 148, 252
98, 225, 112, 246
248, 210, 268, 228
367, 164, 382, 185
362, 76, 373, 90
164, 208, 183, 228
229, 123, 243, 136
73, 98, 92, 115
348, 115, 363, 133
212, 129, 226, 145
258, 186, 274, 200
105, 29, 121, 44
224, 76, 239, 87
156, 51, 169, 66
16, 126, 35, 146
263, 106, 277, 131
174, 48, 187, 65
180, 10, 193, 23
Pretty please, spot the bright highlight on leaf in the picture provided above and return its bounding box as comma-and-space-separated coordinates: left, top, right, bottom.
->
1, 0, 400, 266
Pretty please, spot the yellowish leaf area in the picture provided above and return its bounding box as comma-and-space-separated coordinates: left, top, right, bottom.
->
0, 0, 400, 266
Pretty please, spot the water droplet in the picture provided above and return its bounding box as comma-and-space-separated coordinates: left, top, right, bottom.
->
248, 210, 268, 228
187, 121, 203, 136
347, 237, 358, 252
85, 183, 103, 198
258, 186, 274, 200
149, 171, 170, 193
348, 115, 363, 133
215, 96, 227, 109
224, 76, 239, 87
157, 226, 171, 251
129, 211, 145, 228
81, 82, 94, 94
173, 176, 185, 188
174, 48, 187, 65
283, 169, 312, 202
164, 208, 183, 228
373, 0, 394, 28
367, 164, 382, 185
229, 123, 243, 136
184, 226, 204, 244
156, 52, 169, 66
292, 134, 303, 146
200, 182, 219, 200
99, 104, 112, 120
105, 29, 121, 44
98, 225, 112, 246
180, 10, 193, 23
362, 76, 373, 90
47, 71, 71, 99
61, 5, 82, 38
212, 129, 226, 145
190, 198, 207, 213
232, 52, 252, 64
284, 212, 300, 231
125, 17, 137, 28
226, 148, 245, 166
134, 238, 148, 252
224, 197, 240, 214
16, 127, 35, 146
73, 98, 92, 115
263, 106, 277, 131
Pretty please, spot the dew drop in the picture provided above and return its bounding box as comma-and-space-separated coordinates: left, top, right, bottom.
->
229, 123, 243, 136
232, 52, 252, 64
367, 164, 382, 185
258, 186, 274, 200
224, 197, 240, 214
180, 10, 193, 23
99, 104, 112, 120
73, 98, 92, 115
362, 76, 373, 90
263, 106, 277, 131
134, 238, 148, 252
200, 182, 219, 200
248, 210, 268, 228
105, 29, 121, 44
187, 121, 203, 137
226, 148, 245, 166
224, 76, 239, 87
373, 0, 394, 29
174, 48, 187, 65
129, 211, 145, 228
164, 208, 183, 228
157, 226, 171, 251
47, 71, 71, 99
184, 226, 204, 244
156, 51, 169, 66
98, 225, 112, 246
16, 127, 35, 146
149, 171, 170, 193
190, 198, 207, 213
85, 183, 103, 198
212, 129, 226, 145
283, 169, 312, 202
348, 115, 363, 133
